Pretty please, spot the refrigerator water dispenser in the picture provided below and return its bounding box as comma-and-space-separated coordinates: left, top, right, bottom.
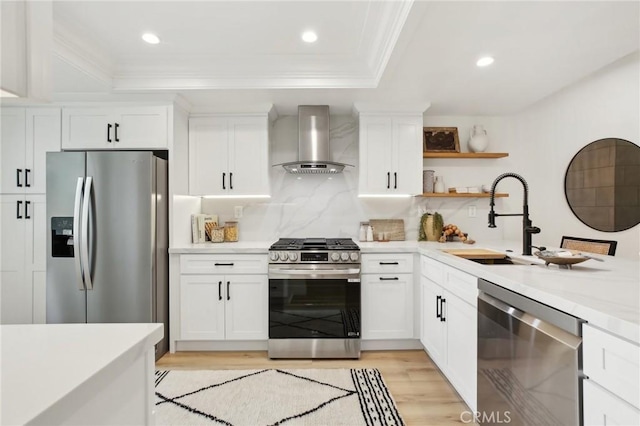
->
51, 217, 74, 257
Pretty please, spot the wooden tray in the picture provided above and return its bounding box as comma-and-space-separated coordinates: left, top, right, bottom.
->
441, 248, 505, 259
368, 219, 405, 241
534, 251, 589, 268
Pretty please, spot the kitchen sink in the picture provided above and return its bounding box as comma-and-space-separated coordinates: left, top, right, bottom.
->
441, 249, 537, 266
467, 257, 536, 266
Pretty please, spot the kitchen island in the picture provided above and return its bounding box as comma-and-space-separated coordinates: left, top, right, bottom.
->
1, 323, 163, 425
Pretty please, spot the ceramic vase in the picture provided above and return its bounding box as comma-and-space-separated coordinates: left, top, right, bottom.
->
468, 125, 489, 153
434, 176, 445, 193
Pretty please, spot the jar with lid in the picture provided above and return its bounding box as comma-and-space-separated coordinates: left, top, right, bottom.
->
359, 222, 369, 242
224, 221, 239, 242
209, 226, 225, 243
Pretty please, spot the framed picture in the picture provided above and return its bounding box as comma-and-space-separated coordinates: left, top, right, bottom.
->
423, 127, 460, 153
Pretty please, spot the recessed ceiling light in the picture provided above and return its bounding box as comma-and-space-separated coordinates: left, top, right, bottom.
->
142, 33, 160, 44
476, 56, 494, 67
301, 31, 318, 43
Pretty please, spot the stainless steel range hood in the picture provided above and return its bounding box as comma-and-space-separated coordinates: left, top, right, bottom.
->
278, 105, 352, 174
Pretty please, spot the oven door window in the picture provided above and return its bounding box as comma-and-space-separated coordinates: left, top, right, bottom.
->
269, 278, 360, 339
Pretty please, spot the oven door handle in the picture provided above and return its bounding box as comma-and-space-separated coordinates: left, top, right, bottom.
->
269, 268, 360, 280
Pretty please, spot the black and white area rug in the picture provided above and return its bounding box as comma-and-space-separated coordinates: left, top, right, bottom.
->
155, 368, 405, 426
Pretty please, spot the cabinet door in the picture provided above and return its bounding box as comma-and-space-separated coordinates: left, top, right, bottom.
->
180, 274, 225, 340
225, 274, 268, 340
227, 117, 270, 196
114, 106, 168, 149
188, 117, 229, 195
62, 108, 113, 150
583, 380, 640, 426
445, 290, 477, 411
1, 108, 26, 193
421, 276, 446, 367
0, 195, 29, 324
392, 115, 422, 195
358, 116, 393, 195
26, 108, 61, 193
362, 273, 413, 339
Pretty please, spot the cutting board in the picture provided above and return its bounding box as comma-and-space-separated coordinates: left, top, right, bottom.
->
368, 219, 405, 241
442, 248, 506, 259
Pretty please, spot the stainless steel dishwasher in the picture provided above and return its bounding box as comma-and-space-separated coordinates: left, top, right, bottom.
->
477, 279, 584, 426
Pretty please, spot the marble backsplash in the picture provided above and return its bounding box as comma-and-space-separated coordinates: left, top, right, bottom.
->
201, 115, 504, 243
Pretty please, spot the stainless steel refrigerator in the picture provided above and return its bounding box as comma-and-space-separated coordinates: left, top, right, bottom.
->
46, 151, 169, 359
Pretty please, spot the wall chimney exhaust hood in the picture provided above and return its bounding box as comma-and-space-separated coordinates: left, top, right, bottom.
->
276, 105, 352, 174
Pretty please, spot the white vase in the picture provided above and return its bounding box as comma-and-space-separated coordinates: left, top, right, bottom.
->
468, 125, 489, 153
434, 176, 445, 193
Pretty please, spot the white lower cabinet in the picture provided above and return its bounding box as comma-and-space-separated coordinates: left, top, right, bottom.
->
361, 253, 414, 340
582, 324, 640, 424
179, 255, 268, 341
420, 255, 477, 411
0, 194, 46, 324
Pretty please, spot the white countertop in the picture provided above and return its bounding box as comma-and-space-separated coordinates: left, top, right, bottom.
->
169, 239, 639, 344
1, 323, 163, 425
169, 241, 272, 254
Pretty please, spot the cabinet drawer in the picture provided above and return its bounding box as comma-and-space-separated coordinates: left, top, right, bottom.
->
180, 254, 267, 275
361, 253, 413, 274
583, 324, 640, 409
583, 380, 640, 425
444, 267, 478, 307
421, 255, 444, 285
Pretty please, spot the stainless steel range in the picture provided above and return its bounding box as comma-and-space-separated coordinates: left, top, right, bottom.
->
268, 238, 361, 359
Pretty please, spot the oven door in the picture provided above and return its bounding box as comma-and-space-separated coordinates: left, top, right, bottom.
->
268, 264, 361, 340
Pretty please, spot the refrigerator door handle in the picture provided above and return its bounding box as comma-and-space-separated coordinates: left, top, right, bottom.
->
74, 178, 85, 291
81, 177, 94, 290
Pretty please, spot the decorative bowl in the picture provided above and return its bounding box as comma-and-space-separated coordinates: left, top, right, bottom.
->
534, 251, 589, 268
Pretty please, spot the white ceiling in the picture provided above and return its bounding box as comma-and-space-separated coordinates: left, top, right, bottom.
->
51, 1, 640, 116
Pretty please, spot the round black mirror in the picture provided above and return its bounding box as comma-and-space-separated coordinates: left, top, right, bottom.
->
565, 138, 640, 232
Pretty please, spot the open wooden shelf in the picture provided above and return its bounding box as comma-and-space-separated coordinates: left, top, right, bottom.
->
423, 152, 509, 159
417, 192, 509, 198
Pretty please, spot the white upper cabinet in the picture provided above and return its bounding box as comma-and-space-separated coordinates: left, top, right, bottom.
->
61, 106, 169, 150
188, 115, 270, 196
358, 112, 423, 196
1, 108, 61, 194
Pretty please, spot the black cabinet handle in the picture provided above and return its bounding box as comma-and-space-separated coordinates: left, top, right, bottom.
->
222, 172, 226, 190
214, 263, 234, 266
440, 297, 446, 322
17, 169, 22, 187
229, 172, 233, 190
379, 277, 399, 281
387, 172, 390, 189
379, 261, 399, 265
218, 281, 222, 301
16, 200, 23, 219
25, 200, 31, 219
107, 124, 112, 142
227, 281, 230, 300
114, 123, 120, 142
436, 295, 441, 319
394, 172, 397, 189
25, 169, 31, 187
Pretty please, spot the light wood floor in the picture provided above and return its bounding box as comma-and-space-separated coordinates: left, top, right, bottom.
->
156, 350, 472, 425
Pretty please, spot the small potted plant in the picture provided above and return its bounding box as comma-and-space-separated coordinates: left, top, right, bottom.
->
419, 211, 444, 242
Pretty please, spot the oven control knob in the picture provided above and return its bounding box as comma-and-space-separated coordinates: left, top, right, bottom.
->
350, 252, 359, 262
341, 252, 350, 261
269, 252, 279, 262
288, 252, 298, 261
331, 252, 340, 262
279, 252, 288, 261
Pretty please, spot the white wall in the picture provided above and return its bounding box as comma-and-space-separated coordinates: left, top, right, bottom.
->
509, 51, 640, 258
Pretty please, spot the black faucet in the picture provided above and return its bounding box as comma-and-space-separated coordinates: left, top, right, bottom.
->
488, 172, 541, 255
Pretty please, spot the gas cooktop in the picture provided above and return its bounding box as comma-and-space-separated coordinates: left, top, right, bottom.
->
269, 238, 359, 251
268, 238, 360, 264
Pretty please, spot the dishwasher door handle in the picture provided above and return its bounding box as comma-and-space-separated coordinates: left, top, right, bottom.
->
479, 291, 581, 349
